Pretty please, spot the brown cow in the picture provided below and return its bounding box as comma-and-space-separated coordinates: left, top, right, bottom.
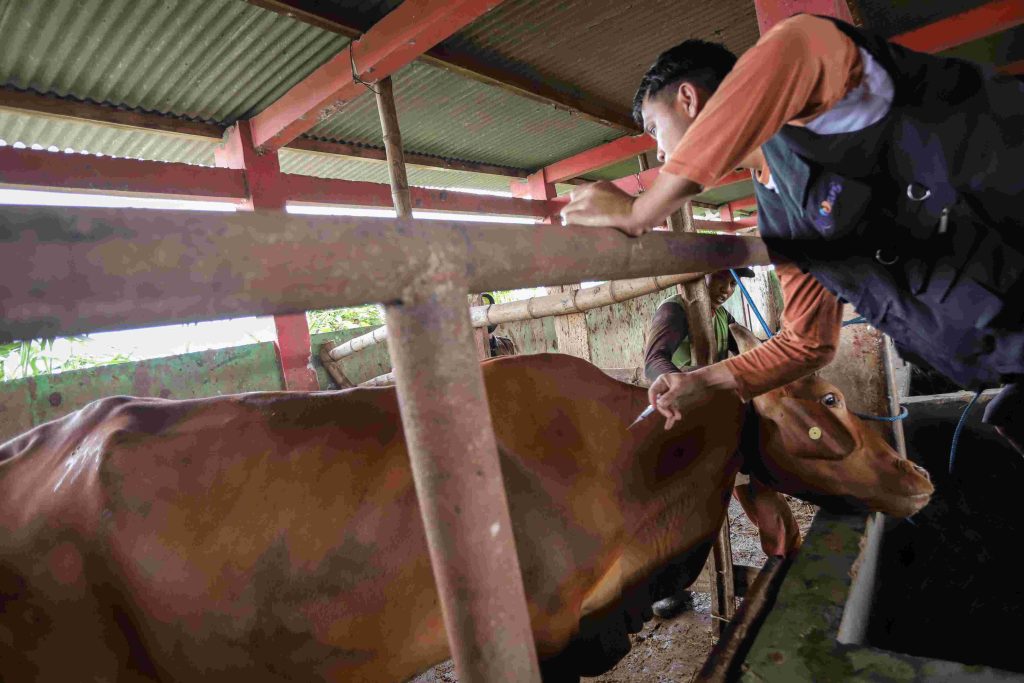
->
0, 342, 932, 682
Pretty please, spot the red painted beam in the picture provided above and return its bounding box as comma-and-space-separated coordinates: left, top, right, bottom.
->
250, 0, 503, 153
609, 167, 751, 195
891, 0, 1024, 54
0, 146, 247, 201
754, 0, 852, 35
285, 174, 558, 218
534, 135, 654, 185
0, 144, 555, 218
999, 58, 1024, 75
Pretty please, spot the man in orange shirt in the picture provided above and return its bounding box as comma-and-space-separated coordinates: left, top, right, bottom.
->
562, 15, 1024, 454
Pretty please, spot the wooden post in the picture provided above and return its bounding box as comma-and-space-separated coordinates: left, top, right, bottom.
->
375, 76, 542, 682
527, 170, 593, 360
666, 199, 737, 633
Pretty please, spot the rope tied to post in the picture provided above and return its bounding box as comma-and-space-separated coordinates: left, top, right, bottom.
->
349, 43, 381, 95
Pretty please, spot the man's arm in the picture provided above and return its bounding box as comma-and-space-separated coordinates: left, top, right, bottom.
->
562, 15, 861, 233
720, 261, 843, 400
644, 302, 691, 382
648, 262, 842, 427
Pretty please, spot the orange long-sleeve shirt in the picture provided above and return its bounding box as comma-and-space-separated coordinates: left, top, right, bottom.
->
721, 262, 844, 400
661, 15, 862, 399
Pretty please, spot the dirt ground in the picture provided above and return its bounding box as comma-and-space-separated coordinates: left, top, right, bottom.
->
414, 496, 817, 683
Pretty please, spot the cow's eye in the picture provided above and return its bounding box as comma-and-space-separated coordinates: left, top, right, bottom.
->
822, 393, 839, 407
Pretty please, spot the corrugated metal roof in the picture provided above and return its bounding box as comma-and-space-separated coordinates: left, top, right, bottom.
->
285, 0, 759, 123
0, 109, 218, 164
308, 60, 625, 170
433, 0, 761, 115
0, 0, 348, 123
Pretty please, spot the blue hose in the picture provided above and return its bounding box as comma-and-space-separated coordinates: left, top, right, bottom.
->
732, 269, 907, 423
730, 269, 774, 338
949, 390, 982, 474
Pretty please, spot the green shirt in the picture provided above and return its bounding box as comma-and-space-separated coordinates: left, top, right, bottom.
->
658, 294, 732, 368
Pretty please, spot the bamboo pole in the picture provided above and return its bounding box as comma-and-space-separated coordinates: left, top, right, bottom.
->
329, 272, 701, 361
669, 201, 737, 634
376, 78, 412, 216
362, 365, 651, 389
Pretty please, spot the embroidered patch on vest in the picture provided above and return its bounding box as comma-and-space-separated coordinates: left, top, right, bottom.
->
815, 180, 843, 226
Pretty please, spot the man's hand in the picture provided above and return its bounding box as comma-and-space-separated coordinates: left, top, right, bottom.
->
560, 181, 643, 235
648, 365, 740, 430
648, 372, 696, 429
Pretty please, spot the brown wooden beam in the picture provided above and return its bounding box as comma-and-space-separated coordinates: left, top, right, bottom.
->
245, 0, 637, 132
0, 88, 223, 139
0, 87, 529, 179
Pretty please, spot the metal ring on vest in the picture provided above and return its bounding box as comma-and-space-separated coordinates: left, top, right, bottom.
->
906, 182, 931, 201
875, 248, 899, 266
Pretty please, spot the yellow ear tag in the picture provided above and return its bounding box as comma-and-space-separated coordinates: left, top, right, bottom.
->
808, 426, 822, 440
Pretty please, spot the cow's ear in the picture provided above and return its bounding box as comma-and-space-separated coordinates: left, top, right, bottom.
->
730, 323, 761, 354
771, 397, 856, 460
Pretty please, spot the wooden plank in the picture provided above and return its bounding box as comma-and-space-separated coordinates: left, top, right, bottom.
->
0, 87, 223, 139
0, 145, 247, 201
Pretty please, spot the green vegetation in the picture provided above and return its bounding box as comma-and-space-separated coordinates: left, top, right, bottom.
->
0, 336, 132, 381
306, 305, 385, 334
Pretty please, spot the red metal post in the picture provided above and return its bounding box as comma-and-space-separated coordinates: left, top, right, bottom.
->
216, 120, 319, 391
249, 0, 505, 152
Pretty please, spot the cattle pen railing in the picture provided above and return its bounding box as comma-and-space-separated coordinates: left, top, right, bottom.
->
0, 205, 769, 681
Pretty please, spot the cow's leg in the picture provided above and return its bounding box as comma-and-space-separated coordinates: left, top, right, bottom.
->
733, 477, 801, 557
649, 537, 714, 619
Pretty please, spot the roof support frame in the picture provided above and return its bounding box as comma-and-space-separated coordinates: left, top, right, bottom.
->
248, 0, 507, 153
245, 0, 637, 132
215, 120, 320, 391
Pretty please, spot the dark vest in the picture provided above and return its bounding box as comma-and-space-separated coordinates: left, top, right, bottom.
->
755, 16, 1024, 389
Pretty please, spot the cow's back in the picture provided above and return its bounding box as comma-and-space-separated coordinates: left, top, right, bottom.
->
0, 389, 446, 682
0, 356, 745, 682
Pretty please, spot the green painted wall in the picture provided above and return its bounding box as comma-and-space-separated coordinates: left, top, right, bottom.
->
0, 342, 282, 444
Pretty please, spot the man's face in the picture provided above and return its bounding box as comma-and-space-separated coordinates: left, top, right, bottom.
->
706, 272, 737, 308
640, 83, 705, 163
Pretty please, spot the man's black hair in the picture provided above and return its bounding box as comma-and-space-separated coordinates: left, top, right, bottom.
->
632, 40, 739, 127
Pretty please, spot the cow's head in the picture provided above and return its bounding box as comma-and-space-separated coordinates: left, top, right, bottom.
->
732, 324, 934, 517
